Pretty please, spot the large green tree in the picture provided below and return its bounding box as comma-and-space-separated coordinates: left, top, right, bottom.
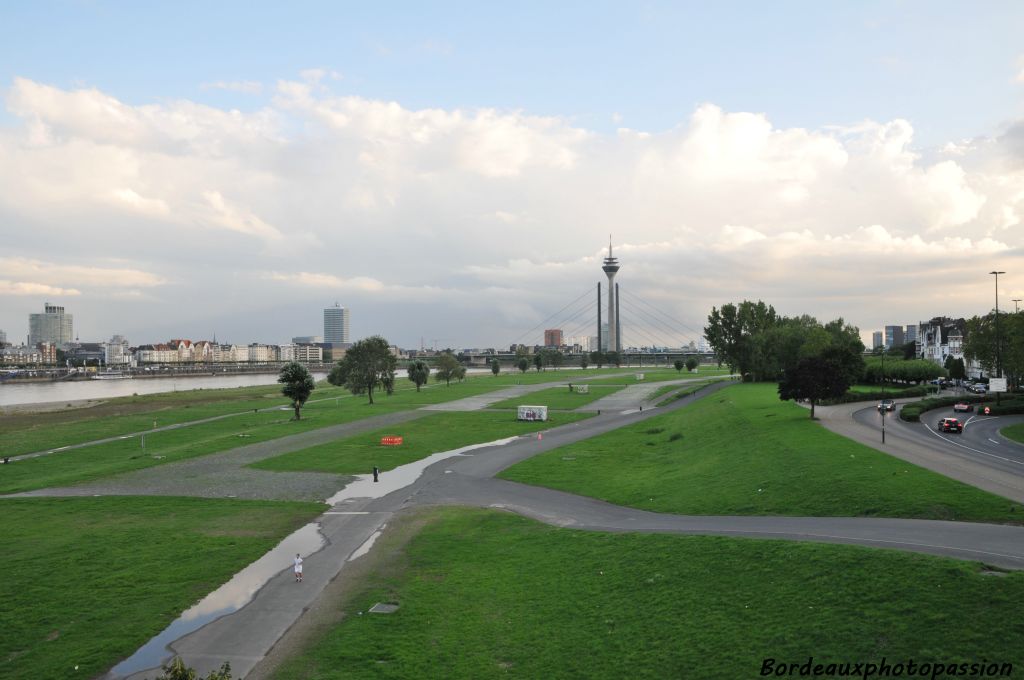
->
517, 357, 529, 374
407, 360, 430, 392
964, 311, 1023, 387
278, 361, 315, 420
778, 347, 855, 418
327, 336, 396, 404
435, 351, 462, 386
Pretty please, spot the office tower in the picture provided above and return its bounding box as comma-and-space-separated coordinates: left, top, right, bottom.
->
29, 303, 73, 346
323, 303, 350, 344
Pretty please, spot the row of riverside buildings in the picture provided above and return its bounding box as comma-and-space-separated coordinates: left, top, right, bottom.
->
873, 316, 985, 377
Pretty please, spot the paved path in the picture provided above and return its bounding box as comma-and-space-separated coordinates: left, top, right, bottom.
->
101, 380, 1024, 679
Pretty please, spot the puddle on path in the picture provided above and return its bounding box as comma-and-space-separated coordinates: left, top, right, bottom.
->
107, 522, 325, 678
348, 524, 386, 561
325, 436, 519, 505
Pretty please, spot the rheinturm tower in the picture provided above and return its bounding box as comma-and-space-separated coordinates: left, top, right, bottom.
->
602, 237, 620, 353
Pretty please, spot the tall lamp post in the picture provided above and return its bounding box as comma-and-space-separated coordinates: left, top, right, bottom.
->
1013, 298, 1022, 313
990, 271, 1005, 406
881, 350, 886, 444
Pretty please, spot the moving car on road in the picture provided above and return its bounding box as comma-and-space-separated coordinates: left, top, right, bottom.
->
953, 402, 973, 413
937, 417, 963, 433
877, 399, 896, 412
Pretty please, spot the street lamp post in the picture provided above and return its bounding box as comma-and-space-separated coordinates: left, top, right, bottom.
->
990, 271, 1005, 406
1013, 298, 1022, 313
881, 350, 886, 444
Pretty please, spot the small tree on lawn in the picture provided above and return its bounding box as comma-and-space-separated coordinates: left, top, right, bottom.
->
606, 351, 621, 367
278, 361, 315, 420
590, 351, 605, 368
580, 355, 589, 369
533, 353, 543, 372
517, 357, 529, 374
491, 359, 501, 376
435, 351, 461, 386
673, 359, 685, 373
327, 336, 397, 405
407, 360, 430, 392
778, 347, 853, 419
685, 357, 699, 372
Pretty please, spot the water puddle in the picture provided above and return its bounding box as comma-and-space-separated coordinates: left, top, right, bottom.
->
106, 522, 325, 678
348, 524, 386, 561
325, 436, 519, 505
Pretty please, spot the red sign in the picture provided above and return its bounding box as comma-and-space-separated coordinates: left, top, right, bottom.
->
380, 436, 404, 446
984, 407, 991, 415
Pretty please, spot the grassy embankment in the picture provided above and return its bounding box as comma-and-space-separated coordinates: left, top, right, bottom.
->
272, 508, 1024, 679
500, 382, 1021, 522
252, 411, 592, 474
1004, 423, 1024, 444
0, 371, 616, 494
487, 385, 625, 410
0, 496, 323, 680
581, 366, 733, 385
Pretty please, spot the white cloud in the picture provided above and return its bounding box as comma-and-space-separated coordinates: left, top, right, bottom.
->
2, 75, 1023, 344
200, 80, 264, 94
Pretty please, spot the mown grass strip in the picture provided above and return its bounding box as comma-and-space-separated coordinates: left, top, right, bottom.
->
0, 496, 323, 680
500, 383, 1021, 522
251, 411, 592, 474
274, 508, 1024, 679
488, 385, 626, 410
1004, 423, 1024, 444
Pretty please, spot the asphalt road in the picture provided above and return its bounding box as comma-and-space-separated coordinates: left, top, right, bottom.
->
851, 403, 1024, 481
106, 380, 1024, 679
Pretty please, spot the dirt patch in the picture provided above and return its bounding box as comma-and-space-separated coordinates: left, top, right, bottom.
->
247, 507, 443, 680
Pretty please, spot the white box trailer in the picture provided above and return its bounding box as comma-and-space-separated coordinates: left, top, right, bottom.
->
517, 405, 548, 421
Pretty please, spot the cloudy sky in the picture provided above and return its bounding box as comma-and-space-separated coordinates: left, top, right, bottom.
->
1, 2, 1023, 349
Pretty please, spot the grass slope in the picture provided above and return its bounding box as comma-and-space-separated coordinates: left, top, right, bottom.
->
500, 383, 1021, 522
273, 508, 1024, 679
1004, 423, 1024, 444
0, 496, 323, 680
252, 411, 591, 474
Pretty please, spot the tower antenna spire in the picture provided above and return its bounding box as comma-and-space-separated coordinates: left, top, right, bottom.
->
609, 234, 613, 257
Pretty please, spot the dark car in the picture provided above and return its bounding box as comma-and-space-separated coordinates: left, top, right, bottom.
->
953, 402, 973, 413
877, 399, 896, 412
937, 417, 963, 433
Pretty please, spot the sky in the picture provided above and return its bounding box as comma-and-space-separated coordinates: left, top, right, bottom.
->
1, 1, 1023, 349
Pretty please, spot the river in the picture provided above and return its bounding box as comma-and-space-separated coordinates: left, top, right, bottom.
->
0, 372, 327, 408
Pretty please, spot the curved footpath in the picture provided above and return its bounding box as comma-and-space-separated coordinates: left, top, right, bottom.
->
97, 381, 1024, 679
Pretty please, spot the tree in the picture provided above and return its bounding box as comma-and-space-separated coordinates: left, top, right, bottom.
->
490, 358, 501, 376
407, 360, 430, 392
685, 357, 699, 372
580, 355, 589, 369
590, 351, 605, 368
673, 359, 685, 373
947, 356, 966, 382
517, 357, 529, 373
278, 362, 315, 420
533, 353, 543, 371
778, 346, 855, 418
327, 336, 396, 405
435, 352, 461, 386
606, 350, 621, 367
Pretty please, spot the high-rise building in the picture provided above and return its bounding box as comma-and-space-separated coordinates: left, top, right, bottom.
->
29, 303, 73, 346
0, 329, 7, 346
904, 325, 917, 344
323, 303, 350, 344
884, 325, 905, 350
601, 238, 620, 354
872, 331, 883, 349
104, 335, 132, 366
543, 329, 563, 347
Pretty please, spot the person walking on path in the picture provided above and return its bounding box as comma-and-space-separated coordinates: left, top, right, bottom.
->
293, 554, 303, 583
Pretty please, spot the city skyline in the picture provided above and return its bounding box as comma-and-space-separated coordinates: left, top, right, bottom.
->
1, 3, 1022, 347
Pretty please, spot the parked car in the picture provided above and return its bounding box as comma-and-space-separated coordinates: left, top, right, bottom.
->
952, 402, 973, 413
877, 399, 896, 412
968, 384, 988, 394
937, 417, 963, 433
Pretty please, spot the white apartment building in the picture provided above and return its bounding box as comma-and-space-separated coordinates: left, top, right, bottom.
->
104, 335, 133, 366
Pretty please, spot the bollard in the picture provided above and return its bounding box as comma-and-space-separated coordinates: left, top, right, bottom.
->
537, 433, 543, 441
373, 466, 380, 482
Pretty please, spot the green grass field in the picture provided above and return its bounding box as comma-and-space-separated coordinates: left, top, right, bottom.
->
0, 377, 599, 494
272, 508, 1024, 679
0, 496, 323, 680
1004, 423, 1024, 444
488, 385, 625, 410
581, 366, 731, 385
251, 411, 592, 474
499, 383, 1021, 522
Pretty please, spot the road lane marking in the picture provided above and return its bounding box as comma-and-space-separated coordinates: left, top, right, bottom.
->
924, 424, 1024, 466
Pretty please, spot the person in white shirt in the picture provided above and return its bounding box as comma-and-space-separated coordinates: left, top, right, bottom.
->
293, 554, 303, 583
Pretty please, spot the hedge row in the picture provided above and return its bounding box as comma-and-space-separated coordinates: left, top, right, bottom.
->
823, 386, 930, 405
900, 394, 1024, 422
